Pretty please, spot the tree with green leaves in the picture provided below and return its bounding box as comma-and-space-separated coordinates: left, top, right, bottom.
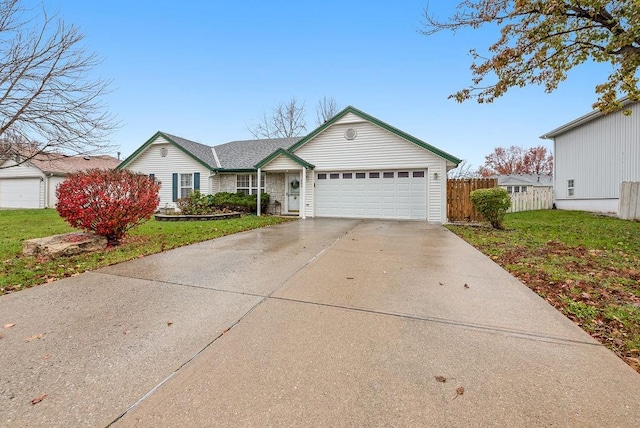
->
421, 1, 640, 113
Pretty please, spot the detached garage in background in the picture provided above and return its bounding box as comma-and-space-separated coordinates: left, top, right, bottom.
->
120, 106, 462, 223
0, 154, 119, 208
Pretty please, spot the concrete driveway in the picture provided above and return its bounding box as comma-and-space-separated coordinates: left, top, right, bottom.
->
1, 219, 639, 427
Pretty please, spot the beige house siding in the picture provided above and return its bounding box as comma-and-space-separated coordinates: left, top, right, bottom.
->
126, 137, 212, 207
294, 120, 448, 222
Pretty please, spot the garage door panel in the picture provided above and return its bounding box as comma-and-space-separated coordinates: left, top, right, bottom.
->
0, 178, 41, 208
315, 170, 427, 220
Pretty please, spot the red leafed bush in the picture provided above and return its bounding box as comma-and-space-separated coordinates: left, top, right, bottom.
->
56, 169, 160, 245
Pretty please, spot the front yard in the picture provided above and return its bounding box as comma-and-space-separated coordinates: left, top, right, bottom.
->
0, 209, 292, 295
447, 210, 640, 373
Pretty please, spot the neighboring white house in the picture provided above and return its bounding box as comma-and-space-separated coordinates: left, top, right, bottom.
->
493, 174, 553, 195
541, 99, 640, 213
0, 154, 119, 209
119, 106, 462, 223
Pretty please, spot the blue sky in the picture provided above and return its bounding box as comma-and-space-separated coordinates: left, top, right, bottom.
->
50, 0, 610, 169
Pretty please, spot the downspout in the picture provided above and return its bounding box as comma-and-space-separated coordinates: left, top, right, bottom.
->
256, 168, 261, 216
300, 166, 306, 219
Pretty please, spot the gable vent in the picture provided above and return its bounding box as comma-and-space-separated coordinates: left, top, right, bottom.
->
344, 128, 357, 140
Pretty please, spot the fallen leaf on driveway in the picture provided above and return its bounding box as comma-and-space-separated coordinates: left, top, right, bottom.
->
167, 320, 173, 326
26, 333, 44, 341
439, 282, 443, 285
452, 386, 465, 400
31, 393, 47, 405
464, 283, 470, 289
435, 376, 447, 383
346, 277, 354, 280
3, 323, 15, 329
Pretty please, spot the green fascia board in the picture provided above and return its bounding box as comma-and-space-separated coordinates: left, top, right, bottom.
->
254, 148, 315, 169
214, 168, 258, 173
288, 106, 462, 166
117, 131, 214, 171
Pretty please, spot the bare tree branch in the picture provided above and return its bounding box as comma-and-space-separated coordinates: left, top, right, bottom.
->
248, 98, 307, 139
315, 96, 339, 126
0, 0, 118, 169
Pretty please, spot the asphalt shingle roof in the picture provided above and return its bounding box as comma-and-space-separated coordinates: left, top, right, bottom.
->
163, 133, 219, 169
494, 174, 553, 186
213, 137, 301, 170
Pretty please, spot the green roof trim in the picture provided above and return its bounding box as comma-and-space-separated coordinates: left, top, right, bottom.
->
255, 148, 315, 169
287, 106, 462, 166
213, 168, 258, 173
117, 131, 214, 171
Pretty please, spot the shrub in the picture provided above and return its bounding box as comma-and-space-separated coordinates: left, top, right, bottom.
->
470, 187, 511, 229
176, 191, 270, 214
56, 169, 160, 245
209, 192, 269, 214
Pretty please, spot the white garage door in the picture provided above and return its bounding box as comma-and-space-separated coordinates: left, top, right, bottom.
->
0, 178, 42, 208
315, 170, 427, 219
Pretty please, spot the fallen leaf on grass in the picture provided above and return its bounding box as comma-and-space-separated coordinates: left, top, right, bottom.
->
3, 323, 15, 329
31, 393, 47, 405
435, 376, 447, 383
452, 386, 465, 400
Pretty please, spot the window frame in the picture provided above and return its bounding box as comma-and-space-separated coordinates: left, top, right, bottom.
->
180, 173, 193, 199
567, 179, 575, 197
237, 173, 266, 195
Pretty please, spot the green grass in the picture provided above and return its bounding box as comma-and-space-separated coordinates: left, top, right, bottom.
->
0, 209, 293, 294
447, 210, 640, 372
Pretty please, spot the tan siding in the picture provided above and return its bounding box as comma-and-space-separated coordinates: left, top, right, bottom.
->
211, 174, 221, 194
295, 121, 442, 170
554, 102, 640, 201
295, 120, 448, 222
125, 139, 212, 207
334, 112, 367, 125
263, 155, 302, 171
47, 176, 66, 207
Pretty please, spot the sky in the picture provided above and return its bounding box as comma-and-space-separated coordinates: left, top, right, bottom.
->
45, 0, 611, 170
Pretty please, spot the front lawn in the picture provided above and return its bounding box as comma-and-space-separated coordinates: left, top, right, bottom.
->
0, 209, 293, 295
446, 210, 640, 373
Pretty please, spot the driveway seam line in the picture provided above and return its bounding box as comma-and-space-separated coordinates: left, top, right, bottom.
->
107, 220, 362, 426
269, 296, 602, 347
91, 271, 267, 299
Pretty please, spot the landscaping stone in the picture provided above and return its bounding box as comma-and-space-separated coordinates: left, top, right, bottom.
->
154, 212, 241, 221
23, 232, 107, 259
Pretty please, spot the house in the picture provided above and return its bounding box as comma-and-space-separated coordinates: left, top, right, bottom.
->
118, 106, 461, 222
541, 98, 640, 213
0, 154, 120, 208
493, 174, 553, 195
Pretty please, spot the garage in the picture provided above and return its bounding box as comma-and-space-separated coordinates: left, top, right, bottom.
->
315, 170, 427, 219
0, 178, 42, 208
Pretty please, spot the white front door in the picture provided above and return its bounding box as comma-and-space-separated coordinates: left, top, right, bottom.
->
287, 173, 300, 213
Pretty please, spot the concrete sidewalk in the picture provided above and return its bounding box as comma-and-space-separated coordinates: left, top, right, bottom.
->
1, 219, 639, 427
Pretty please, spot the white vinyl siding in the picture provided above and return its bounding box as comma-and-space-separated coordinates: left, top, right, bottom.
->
125, 137, 212, 208
262, 155, 302, 171
295, 120, 447, 222
554, 102, 640, 202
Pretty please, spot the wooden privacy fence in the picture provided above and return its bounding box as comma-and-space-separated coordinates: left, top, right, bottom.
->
508, 188, 553, 213
447, 178, 497, 222
619, 182, 640, 220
